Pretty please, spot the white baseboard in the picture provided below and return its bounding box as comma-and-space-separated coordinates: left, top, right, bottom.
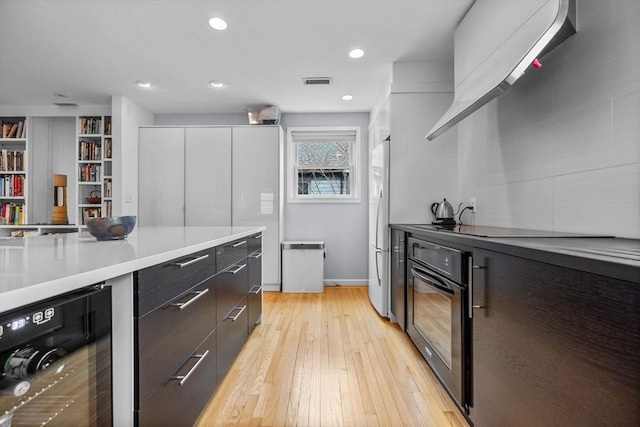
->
263, 280, 368, 292
323, 280, 368, 287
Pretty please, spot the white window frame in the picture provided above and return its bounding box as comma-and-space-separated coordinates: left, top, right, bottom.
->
287, 126, 361, 204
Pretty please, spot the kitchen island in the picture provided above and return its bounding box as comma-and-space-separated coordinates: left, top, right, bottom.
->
0, 226, 265, 426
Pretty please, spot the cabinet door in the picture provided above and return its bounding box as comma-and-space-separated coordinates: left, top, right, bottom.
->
137, 330, 217, 427
216, 296, 249, 385
185, 127, 231, 226
470, 249, 640, 427
136, 276, 216, 406
232, 126, 283, 286
138, 127, 185, 226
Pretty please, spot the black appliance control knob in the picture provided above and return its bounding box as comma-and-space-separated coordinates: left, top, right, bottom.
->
0, 377, 31, 396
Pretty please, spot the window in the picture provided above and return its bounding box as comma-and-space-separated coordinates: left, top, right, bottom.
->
287, 127, 361, 203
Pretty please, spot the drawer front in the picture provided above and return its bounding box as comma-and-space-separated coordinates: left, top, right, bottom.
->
248, 285, 262, 332
248, 250, 262, 331
136, 277, 216, 405
247, 233, 262, 255
216, 261, 248, 324
216, 296, 249, 385
136, 247, 216, 317
216, 238, 248, 272
137, 330, 217, 427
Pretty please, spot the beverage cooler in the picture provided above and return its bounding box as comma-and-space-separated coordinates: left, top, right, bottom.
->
0, 285, 112, 426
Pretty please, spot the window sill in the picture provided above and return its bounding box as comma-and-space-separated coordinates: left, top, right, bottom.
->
287, 197, 361, 204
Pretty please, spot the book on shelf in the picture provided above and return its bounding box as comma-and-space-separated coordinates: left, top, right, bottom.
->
104, 138, 112, 159
79, 164, 102, 182
1, 202, 23, 225
79, 140, 102, 161
16, 121, 23, 139
82, 207, 101, 224
103, 178, 112, 197
79, 117, 102, 135
1, 150, 26, 171
7, 124, 17, 138
0, 175, 25, 197
104, 117, 112, 135
1, 120, 26, 138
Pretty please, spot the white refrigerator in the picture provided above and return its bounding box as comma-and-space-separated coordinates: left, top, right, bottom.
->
368, 132, 390, 317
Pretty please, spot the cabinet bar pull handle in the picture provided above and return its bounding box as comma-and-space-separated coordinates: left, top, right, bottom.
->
171, 288, 209, 310
424, 346, 433, 358
249, 252, 263, 259
225, 305, 247, 322
173, 254, 209, 268
170, 350, 210, 386
469, 263, 484, 318
229, 264, 246, 275
250, 285, 262, 295
232, 240, 247, 248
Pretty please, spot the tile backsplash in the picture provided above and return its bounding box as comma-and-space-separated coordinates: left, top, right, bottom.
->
456, 0, 639, 238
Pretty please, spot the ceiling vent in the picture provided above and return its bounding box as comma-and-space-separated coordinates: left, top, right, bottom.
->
54, 102, 78, 107
303, 77, 333, 85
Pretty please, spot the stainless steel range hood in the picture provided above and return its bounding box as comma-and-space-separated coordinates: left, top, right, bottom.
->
426, 0, 576, 141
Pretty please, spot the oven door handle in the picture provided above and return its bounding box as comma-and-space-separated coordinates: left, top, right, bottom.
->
411, 265, 455, 296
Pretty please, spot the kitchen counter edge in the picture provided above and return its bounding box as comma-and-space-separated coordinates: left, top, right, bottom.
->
391, 224, 640, 284
0, 226, 266, 313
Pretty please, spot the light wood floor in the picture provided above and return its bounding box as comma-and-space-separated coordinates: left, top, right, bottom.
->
196, 286, 469, 427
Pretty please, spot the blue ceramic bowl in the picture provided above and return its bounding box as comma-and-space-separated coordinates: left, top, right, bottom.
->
85, 216, 136, 241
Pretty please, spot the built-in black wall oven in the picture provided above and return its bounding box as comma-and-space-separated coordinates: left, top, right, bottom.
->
0, 284, 111, 426
407, 237, 470, 414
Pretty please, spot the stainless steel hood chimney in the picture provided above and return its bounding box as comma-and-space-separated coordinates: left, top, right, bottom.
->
426, 0, 576, 141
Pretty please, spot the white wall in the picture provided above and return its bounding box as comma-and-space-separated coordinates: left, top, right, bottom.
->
112, 96, 154, 217
154, 113, 247, 126
387, 61, 458, 224
456, 0, 640, 238
281, 113, 370, 284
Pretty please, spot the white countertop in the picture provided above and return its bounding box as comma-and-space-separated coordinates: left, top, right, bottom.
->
0, 226, 265, 313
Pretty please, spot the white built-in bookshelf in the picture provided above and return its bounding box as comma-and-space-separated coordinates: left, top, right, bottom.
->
77, 115, 112, 225
0, 116, 28, 226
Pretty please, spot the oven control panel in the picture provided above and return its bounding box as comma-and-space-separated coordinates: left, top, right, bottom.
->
0, 306, 63, 353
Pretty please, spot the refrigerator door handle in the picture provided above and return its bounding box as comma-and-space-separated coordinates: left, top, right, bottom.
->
375, 189, 383, 249
375, 248, 382, 286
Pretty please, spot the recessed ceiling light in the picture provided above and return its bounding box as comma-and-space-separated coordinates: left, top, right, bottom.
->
342, 94, 354, 101
209, 80, 224, 88
349, 48, 365, 59
136, 81, 153, 88
208, 17, 228, 31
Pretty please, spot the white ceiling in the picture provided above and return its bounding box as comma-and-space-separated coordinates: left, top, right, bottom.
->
0, 0, 473, 115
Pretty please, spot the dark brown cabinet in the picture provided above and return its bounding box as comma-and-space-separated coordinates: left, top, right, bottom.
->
135, 248, 218, 427
470, 249, 640, 427
134, 234, 263, 427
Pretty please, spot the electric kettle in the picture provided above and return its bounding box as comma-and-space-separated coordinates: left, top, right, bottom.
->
430, 198, 461, 224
